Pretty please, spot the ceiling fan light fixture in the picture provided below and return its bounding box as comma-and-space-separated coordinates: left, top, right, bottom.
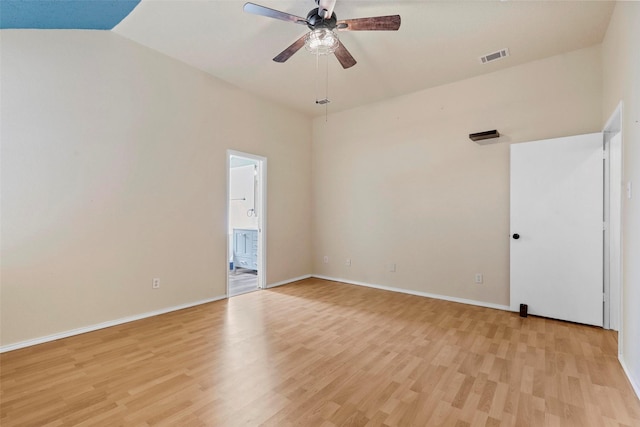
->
304, 28, 339, 54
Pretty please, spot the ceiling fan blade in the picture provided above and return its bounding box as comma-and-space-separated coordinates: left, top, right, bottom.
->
243, 2, 308, 26
336, 15, 401, 31
334, 40, 357, 69
273, 34, 307, 63
318, 0, 337, 19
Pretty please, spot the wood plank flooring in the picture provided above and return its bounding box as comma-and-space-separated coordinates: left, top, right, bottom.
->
1, 278, 639, 426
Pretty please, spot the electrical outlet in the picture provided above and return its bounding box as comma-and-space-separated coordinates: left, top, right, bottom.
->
152, 278, 160, 289
323, 256, 329, 264
475, 273, 483, 284
389, 263, 396, 272
345, 258, 351, 267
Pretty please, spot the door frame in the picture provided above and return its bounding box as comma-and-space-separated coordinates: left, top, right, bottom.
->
226, 150, 267, 295
603, 102, 623, 341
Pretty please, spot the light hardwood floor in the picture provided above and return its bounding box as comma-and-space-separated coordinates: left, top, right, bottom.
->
1, 278, 639, 426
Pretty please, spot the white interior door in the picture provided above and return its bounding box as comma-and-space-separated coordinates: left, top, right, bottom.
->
510, 133, 603, 326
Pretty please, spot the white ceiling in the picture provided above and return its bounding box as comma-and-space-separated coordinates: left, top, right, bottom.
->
113, 0, 615, 118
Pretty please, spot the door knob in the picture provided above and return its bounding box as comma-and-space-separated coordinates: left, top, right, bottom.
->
512, 233, 520, 240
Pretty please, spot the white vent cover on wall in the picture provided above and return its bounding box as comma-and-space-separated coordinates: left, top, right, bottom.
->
479, 48, 510, 64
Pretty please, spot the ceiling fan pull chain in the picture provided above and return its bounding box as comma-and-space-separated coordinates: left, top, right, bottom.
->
315, 49, 320, 103
325, 53, 329, 121
313, 42, 330, 119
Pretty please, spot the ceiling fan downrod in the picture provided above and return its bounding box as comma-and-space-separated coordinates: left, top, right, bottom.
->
315, 0, 336, 20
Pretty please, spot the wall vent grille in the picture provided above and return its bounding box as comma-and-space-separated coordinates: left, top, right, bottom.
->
480, 48, 510, 64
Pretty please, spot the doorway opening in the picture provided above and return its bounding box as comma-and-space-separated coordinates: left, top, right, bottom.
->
227, 151, 266, 297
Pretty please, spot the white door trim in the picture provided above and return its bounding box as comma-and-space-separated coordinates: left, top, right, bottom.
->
603, 102, 623, 341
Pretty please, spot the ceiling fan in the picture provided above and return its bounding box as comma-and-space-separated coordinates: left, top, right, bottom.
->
243, 0, 401, 69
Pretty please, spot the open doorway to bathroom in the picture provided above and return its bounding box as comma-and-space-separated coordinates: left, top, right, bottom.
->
227, 151, 266, 297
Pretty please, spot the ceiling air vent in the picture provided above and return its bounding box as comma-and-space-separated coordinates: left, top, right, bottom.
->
479, 48, 510, 64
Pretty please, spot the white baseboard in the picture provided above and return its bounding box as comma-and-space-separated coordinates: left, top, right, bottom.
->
0, 295, 226, 353
312, 275, 511, 312
267, 274, 312, 289
0, 275, 510, 353
1, 274, 314, 353
620, 356, 640, 401
6, 274, 634, 402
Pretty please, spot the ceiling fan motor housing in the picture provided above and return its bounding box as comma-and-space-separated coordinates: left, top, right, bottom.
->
306, 8, 337, 30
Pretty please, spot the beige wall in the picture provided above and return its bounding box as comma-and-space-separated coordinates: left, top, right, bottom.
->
602, 1, 640, 395
0, 30, 312, 346
311, 46, 602, 307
